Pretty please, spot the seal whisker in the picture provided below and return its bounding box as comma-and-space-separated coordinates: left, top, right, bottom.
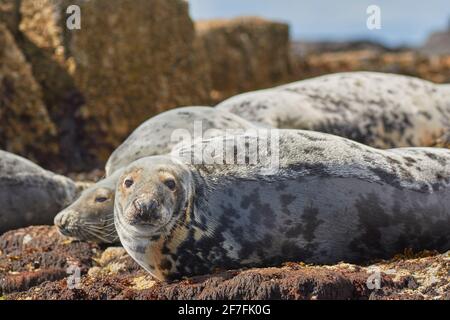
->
84, 227, 112, 243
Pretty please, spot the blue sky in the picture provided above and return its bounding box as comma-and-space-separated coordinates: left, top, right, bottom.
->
189, 0, 450, 47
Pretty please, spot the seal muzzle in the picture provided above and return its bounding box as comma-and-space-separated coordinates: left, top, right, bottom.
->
126, 197, 160, 225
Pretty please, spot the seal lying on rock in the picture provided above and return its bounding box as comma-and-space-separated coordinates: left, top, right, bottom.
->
105, 106, 257, 176
216, 71, 450, 148
114, 129, 450, 281
54, 170, 123, 243
54, 107, 256, 243
0, 150, 78, 234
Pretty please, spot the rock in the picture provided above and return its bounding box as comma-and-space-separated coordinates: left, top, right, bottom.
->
291, 39, 391, 57
293, 50, 450, 84
14, 0, 87, 170
432, 132, 450, 148
0, 0, 18, 35
0, 226, 101, 295
3, 226, 449, 300
421, 22, 450, 56
0, 23, 58, 164
196, 17, 295, 103
1, 0, 211, 169
70, 0, 211, 162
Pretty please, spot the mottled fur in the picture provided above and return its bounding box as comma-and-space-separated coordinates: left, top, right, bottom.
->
115, 130, 450, 281
106, 106, 257, 176
217, 72, 450, 148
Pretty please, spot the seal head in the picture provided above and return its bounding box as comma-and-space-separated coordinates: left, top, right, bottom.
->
54, 171, 123, 243
114, 156, 194, 279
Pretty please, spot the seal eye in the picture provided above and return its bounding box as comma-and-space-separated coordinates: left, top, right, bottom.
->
95, 197, 108, 203
164, 179, 176, 191
124, 178, 134, 189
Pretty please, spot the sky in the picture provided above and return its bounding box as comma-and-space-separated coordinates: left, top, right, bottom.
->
189, 0, 450, 47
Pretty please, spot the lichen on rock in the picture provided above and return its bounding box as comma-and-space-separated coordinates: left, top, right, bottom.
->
196, 17, 295, 103
0, 23, 58, 164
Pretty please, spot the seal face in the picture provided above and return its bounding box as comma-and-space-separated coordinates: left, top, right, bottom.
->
56, 106, 255, 243
0, 150, 78, 234
115, 156, 194, 280
115, 130, 450, 281
54, 170, 122, 243
216, 72, 450, 148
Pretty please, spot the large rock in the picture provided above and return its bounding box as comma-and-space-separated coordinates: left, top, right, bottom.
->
196, 17, 294, 103
0, 0, 18, 34
70, 0, 211, 162
2, 226, 449, 300
1, 0, 211, 169
0, 23, 58, 164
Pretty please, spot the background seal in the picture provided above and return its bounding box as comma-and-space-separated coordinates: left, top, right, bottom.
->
216, 71, 450, 148
0, 150, 78, 234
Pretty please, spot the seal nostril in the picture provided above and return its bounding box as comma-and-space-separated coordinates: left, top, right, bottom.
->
133, 199, 142, 212
145, 199, 158, 212
128, 198, 159, 224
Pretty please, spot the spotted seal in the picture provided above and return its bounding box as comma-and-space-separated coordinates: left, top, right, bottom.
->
114, 129, 450, 281
105, 106, 257, 176
0, 150, 78, 234
54, 107, 257, 243
216, 72, 450, 148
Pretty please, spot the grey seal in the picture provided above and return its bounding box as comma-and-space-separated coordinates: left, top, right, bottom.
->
114, 129, 450, 281
216, 72, 450, 148
54, 106, 256, 243
0, 150, 78, 234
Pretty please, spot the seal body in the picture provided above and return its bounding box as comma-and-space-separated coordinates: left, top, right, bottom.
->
0, 150, 78, 234
105, 106, 257, 176
55, 106, 256, 242
114, 129, 450, 281
216, 72, 450, 148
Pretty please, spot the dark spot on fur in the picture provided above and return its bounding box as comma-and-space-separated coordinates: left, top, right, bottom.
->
349, 193, 391, 261
160, 258, 172, 271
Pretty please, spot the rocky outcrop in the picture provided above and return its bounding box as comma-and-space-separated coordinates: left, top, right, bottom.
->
1, 0, 211, 169
293, 50, 450, 84
2, 226, 449, 300
292, 40, 391, 57
421, 22, 450, 56
196, 17, 295, 103
0, 23, 58, 164
68, 0, 211, 163
433, 132, 450, 148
